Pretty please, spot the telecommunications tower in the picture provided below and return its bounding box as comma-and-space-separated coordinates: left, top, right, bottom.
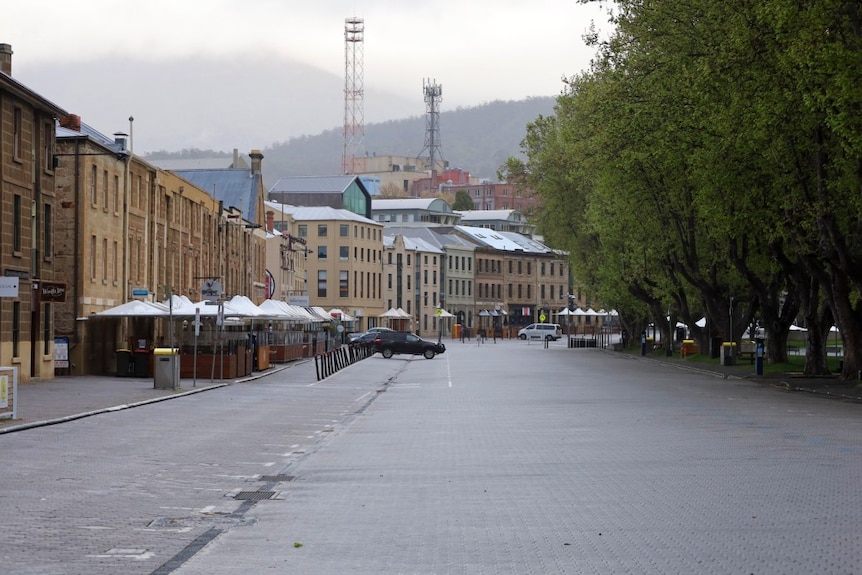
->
342, 17, 365, 175
419, 78, 444, 185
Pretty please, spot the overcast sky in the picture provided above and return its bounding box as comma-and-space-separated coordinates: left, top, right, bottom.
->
3, 0, 612, 153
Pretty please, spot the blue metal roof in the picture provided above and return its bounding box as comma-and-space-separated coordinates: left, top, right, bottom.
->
173, 168, 262, 223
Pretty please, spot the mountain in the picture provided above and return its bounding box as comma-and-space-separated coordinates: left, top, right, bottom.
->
145, 97, 558, 189
259, 97, 557, 185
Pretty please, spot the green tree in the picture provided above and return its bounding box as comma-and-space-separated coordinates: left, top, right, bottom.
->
452, 190, 475, 211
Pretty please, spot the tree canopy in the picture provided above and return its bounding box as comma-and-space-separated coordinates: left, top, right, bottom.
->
519, 0, 862, 376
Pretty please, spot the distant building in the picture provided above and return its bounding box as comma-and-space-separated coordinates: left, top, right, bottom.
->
268, 175, 372, 220
264, 201, 384, 329
456, 209, 535, 235
371, 197, 461, 227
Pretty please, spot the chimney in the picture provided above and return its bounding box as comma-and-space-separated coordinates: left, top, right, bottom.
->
250, 149, 264, 176
0, 44, 12, 76
59, 114, 82, 132
266, 210, 275, 233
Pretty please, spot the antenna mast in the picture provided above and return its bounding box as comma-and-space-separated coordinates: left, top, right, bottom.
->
342, 17, 365, 175
420, 78, 444, 191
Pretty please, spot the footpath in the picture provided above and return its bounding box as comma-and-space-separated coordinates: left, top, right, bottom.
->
0, 360, 311, 434
2, 350, 860, 435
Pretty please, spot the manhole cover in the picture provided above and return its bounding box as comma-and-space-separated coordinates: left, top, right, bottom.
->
259, 475, 295, 483
234, 491, 277, 501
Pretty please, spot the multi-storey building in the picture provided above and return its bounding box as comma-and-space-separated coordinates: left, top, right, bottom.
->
264, 201, 385, 330
381, 234, 414, 330
263, 208, 307, 303
0, 44, 68, 381
54, 116, 265, 375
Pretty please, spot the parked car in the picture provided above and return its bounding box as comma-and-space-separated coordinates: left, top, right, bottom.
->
373, 331, 446, 359
349, 332, 379, 345
347, 326, 394, 344
517, 323, 562, 341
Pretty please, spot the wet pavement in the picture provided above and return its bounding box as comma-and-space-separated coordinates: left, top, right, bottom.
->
2, 349, 860, 435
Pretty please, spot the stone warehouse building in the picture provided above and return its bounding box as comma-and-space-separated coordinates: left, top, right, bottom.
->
0, 44, 68, 381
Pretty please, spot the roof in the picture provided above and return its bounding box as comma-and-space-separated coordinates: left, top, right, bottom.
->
455, 225, 552, 253
372, 198, 453, 213
56, 121, 131, 156
269, 175, 360, 194
456, 209, 526, 222
1, 70, 68, 118
173, 168, 262, 223
152, 158, 237, 171
264, 200, 378, 225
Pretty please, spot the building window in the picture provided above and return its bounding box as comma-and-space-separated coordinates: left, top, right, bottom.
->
90, 165, 98, 205
317, 270, 327, 297
13, 194, 22, 253
44, 122, 54, 172
340, 270, 349, 297
103, 170, 109, 210
317, 224, 327, 237
90, 236, 96, 279
12, 302, 20, 357
340, 224, 349, 237
43, 302, 51, 355
340, 246, 349, 261
113, 175, 120, 214
13, 107, 23, 161
102, 238, 108, 281
298, 224, 307, 238
113, 240, 119, 282
318, 246, 327, 260
44, 203, 52, 259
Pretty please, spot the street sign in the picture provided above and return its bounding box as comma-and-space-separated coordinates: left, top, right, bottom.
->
131, 287, 149, 297
539, 314, 546, 322
201, 279, 223, 302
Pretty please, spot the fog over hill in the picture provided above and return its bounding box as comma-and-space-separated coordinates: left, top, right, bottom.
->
146, 97, 557, 188
18, 53, 557, 187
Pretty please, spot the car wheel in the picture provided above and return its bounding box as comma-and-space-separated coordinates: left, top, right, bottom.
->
382, 348, 394, 359
519, 334, 527, 340
423, 349, 435, 359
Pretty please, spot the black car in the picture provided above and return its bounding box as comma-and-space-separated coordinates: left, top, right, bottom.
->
373, 331, 446, 359
349, 331, 379, 345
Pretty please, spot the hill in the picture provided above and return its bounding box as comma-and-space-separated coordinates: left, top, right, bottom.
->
146, 97, 557, 188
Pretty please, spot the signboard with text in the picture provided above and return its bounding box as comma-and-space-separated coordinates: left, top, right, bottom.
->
0, 276, 19, 298
41, 282, 67, 303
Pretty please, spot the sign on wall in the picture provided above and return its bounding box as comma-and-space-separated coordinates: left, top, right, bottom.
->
0, 276, 19, 298
41, 282, 67, 302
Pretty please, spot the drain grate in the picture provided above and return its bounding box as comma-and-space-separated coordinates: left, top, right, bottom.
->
234, 491, 277, 501
259, 474, 295, 483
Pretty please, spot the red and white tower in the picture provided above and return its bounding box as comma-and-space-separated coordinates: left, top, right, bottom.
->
342, 17, 365, 175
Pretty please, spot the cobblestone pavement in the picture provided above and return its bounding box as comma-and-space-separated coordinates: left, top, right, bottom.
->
1, 341, 860, 574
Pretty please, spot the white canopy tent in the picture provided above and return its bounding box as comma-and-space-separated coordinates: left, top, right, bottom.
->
91, 300, 170, 317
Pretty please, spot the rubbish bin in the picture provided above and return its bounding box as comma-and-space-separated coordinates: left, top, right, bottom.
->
116, 349, 131, 377
453, 324, 462, 339
153, 348, 180, 389
721, 342, 736, 366
133, 350, 150, 377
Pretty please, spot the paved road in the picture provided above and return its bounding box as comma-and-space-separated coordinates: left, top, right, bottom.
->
1, 340, 860, 574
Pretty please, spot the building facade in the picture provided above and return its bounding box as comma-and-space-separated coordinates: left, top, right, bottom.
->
54, 118, 265, 375
0, 44, 68, 381
265, 202, 385, 330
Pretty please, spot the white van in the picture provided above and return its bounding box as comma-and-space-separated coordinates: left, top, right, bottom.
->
517, 323, 562, 341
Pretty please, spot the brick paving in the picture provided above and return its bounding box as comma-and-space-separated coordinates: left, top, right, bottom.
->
1, 342, 860, 574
